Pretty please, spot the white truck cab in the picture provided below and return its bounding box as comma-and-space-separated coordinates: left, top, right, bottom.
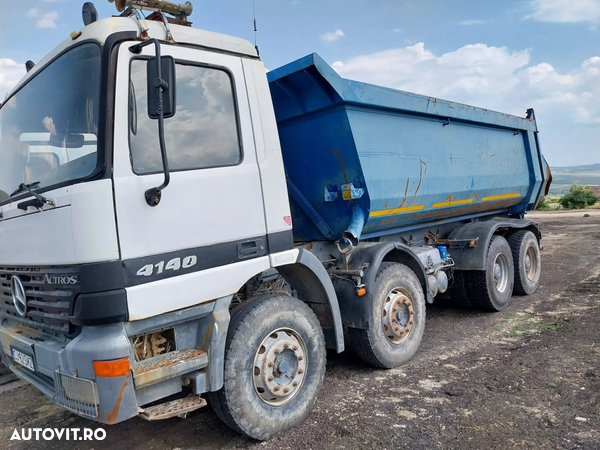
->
0, 4, 340, 437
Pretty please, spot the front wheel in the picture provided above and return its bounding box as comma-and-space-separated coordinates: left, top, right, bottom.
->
349, 263, 426, 369
208, 294, 326, 440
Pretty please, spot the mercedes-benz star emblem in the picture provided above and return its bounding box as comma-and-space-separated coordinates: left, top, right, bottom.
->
10, 276, 27, 318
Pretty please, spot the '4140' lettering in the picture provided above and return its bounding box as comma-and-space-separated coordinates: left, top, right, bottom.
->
136, 256, 198, 277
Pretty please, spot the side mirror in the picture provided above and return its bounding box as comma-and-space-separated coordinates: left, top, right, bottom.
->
147, 56, 176, 119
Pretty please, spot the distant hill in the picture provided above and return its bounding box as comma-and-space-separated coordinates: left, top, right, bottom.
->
549, 163, 600, 195
552, 163, 600, 174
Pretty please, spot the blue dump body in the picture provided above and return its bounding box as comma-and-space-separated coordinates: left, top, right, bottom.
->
267, 53, 551, 243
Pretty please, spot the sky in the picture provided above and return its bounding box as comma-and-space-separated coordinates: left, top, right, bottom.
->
0, 0, 599, 167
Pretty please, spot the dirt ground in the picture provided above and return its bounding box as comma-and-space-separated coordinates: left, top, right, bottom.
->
1, 211, 599, 449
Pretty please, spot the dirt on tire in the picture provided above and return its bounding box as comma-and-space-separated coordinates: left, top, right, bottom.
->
0, 212, 599, 449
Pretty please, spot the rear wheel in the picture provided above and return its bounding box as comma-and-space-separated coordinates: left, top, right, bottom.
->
208, 294, 326, 440
508, 230, 541, 295
444, 270, 473, 308
468, 235, 514, 312
349, 263, 426, 369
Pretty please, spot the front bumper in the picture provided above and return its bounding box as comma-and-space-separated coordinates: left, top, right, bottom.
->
0, 320, 138, 424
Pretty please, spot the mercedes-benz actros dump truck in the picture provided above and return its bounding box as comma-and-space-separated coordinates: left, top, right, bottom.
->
0, 0, 551, 440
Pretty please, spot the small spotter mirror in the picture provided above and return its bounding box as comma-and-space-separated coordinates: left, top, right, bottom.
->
82, 2, 98, 26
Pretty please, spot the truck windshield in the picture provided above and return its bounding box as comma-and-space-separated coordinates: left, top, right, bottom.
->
0, 43, 101, 203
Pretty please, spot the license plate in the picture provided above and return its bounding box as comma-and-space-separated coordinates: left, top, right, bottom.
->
11, 347, 35, 372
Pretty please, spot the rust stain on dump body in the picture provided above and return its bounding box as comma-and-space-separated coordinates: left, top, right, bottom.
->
409, 159, 427, 205
398, 178, 410, 208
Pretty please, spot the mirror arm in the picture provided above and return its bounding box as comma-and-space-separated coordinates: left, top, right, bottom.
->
130, 39, 171, 207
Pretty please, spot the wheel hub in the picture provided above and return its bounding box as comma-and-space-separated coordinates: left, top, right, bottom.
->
253, 329, 307, 406
382, 288, 414, 344
493, 253, 509, 293
525, 246, 538, 280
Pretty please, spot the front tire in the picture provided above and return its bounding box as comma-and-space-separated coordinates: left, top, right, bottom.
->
349, 263, 426, 369
468, 235, 514, 312
208, 294, 326, 440
508, 230, 541, 295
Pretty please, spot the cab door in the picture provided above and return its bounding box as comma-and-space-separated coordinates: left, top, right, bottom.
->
112, 42, 269, 320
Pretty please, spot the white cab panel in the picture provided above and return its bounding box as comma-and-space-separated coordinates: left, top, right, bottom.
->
269, 249, 299, 268
70, 179, 120, 263
242, 59, 293, 237
0, 207, 76, 265
0, 179, 119, 265
127, 256, 270, 320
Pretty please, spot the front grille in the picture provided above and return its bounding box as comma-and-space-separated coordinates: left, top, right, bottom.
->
0, 266, 80, 338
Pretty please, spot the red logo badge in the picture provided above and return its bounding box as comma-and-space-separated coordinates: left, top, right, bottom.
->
283, 216, 292, 226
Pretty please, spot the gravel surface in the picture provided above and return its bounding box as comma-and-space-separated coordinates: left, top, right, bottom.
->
1, 212, 599, 449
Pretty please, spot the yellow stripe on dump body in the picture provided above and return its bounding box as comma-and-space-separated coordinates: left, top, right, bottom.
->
432, 199, 473, 208
370, 205, 425, 217
481, 193, 521, 201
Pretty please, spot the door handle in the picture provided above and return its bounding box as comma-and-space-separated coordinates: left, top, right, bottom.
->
237, 238, 266, 259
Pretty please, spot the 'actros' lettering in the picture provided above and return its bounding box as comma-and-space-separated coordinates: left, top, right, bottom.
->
44, 275, 79, 285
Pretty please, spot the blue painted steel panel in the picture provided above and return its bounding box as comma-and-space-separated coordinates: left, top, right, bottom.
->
268, 53, 549, 243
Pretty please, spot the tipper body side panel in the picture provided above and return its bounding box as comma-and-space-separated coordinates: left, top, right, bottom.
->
268, 53, 547, 242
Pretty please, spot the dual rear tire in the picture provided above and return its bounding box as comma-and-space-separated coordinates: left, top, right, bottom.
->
448, 230, 541, 312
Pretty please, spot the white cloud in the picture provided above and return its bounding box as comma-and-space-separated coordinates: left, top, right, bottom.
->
331, 42, 600, 131
457, 19, 488, 26
526, 0, 600, 23
36, 11, 59, 28
319, 29, 345, 42
0, 59, 26, 101
27, 8, 41, 18
392, 28, 402, 33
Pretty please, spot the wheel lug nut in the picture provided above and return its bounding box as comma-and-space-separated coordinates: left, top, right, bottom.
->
283, 343, 289, 349
274, 386, 280, 392
298, 355, 304, 361
274, 349, 281, 355
293, 345, 298, 351
409, 321, 414, 325
268, 375, 274, 381
293, 381, 299, 387
268, 361, 274, 367
298, 369, 304, 374
284, 388, 290, 394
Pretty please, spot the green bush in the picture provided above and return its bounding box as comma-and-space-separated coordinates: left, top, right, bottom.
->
535, 197, 553, 211
558, 184, 599, 209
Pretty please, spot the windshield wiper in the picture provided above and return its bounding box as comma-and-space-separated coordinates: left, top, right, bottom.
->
12, 182, 56, 211
10, 181, 40, 197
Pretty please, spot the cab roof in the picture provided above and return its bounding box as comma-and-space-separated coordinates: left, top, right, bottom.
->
8, 16, 257, 98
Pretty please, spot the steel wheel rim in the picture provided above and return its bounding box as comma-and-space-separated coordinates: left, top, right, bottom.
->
525, 245, 538, 281
382, 287, 415, 344
253, 328, 307, 406
493, 253, 510, 293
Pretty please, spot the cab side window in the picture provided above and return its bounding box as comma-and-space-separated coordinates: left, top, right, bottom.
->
129, 60, 241, 174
